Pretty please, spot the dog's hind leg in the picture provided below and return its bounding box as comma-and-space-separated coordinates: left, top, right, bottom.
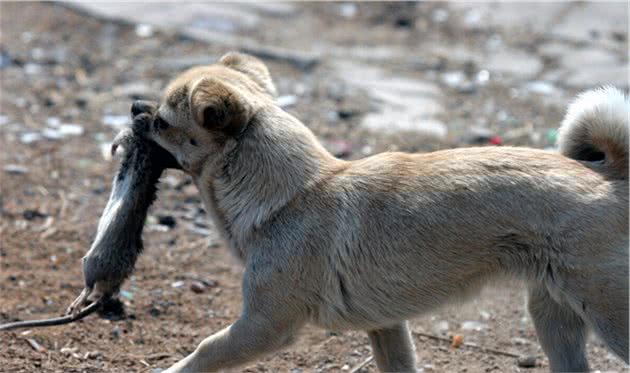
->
367, 321, 417, 372
564, 258, 629, 363
528, 285, 590, 372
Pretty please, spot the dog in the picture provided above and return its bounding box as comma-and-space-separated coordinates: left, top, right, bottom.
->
93, 52, 629, 372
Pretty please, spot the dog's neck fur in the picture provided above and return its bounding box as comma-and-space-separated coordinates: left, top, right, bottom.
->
194, 107, 340, 258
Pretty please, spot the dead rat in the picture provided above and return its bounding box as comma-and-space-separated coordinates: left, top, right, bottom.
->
0, 103, 179, 331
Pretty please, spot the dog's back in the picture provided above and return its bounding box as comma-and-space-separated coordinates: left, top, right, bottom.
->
266, 88, 629, 372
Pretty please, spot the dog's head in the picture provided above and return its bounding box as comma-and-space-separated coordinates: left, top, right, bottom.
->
133, 52, 277, 174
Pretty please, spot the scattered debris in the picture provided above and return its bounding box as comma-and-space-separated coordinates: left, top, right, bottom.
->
190, 280, 206, 294
4, 164, 29, 174
451, 334, 463, 348
157, 215, 177, 228
25, 338, 45, 352
171, 280, 185, 288
135, 24, 154, 38
516, 355, 537, 368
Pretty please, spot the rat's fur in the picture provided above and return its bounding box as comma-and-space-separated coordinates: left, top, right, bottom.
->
67, 109, 179, 314
86, 53, 628, 372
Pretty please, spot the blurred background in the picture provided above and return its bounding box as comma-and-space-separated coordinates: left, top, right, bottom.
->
0, 2, 628, 372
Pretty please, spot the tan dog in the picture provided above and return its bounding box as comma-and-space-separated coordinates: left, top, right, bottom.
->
120, 53, 628, 372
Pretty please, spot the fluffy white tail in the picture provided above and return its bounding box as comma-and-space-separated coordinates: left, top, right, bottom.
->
557, 87, 629, 179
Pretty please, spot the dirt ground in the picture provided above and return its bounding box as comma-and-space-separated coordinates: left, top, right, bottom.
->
0, 2, 628, 373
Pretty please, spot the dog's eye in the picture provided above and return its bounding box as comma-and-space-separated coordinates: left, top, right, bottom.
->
154, 116, 170, 131
189, 139, 197, 146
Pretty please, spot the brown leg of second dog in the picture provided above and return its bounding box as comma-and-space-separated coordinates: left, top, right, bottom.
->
367, 321, 417, 372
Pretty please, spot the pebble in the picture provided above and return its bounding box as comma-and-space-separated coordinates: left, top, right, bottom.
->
441, 71, 466, 88
135, 24, 154, 38
24, 63, 43, 75
120, 290, 134, 300
461, 320, 486, 331
511, 337, 531, 346
85, 351, 102, 360
42, 123, 84, 140
20, 132, 42, 144
432, 9, 449, 23
433, 320, 450, 335
0, 49, 12, 69
523, 81, 556, 96
190, 281, 206, 294
111, 326, 121, 339
157, 215, 177, 228
516, 355, 537, 368
338, 3, 357, 19
171, 280, 185, 288
4, 164, 29, 174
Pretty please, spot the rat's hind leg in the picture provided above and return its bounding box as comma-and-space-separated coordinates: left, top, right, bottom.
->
367, 321, 417, 372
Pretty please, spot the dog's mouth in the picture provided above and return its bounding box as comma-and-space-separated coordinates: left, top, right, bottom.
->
111, 110, 182, 171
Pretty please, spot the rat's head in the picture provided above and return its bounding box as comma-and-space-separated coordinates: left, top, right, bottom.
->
131, 52, 276, 175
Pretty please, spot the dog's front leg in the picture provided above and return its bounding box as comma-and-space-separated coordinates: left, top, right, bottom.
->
163, 312, 300, 373
164, 259, 304, 373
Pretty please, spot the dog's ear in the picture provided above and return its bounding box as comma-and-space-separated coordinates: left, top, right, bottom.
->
220, 52, 277, 97
189, 77, 253, 136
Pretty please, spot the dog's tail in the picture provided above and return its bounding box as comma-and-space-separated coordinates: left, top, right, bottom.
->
557, 86, 629, 179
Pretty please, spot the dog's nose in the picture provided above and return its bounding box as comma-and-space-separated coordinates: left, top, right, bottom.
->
131, 100, 157, 117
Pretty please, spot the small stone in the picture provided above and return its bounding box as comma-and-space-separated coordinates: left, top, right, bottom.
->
461, 320, 486, 331
23, 209, 47, 220
135, 24, 154, 38
85, 351, 102, 360
0, 49, 12, 69
476, 70, 490, 85
149, 307, 161, 317
511, 337, 531, 346
517, 355, 537, 368
20, 132, 42, 144
523, 81, 556, 96
119, 290, 134, 300
479, 310, 491, 320
338, 3, 357, 18
190, 281, 206, 294
111, 326, 121, 339
432, 9, 449, 23
157, 215, 177, 228
441, 71, 466, 88
4, 164, 29, 174
433, 320, 450, 335
171, 280, 185, 288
